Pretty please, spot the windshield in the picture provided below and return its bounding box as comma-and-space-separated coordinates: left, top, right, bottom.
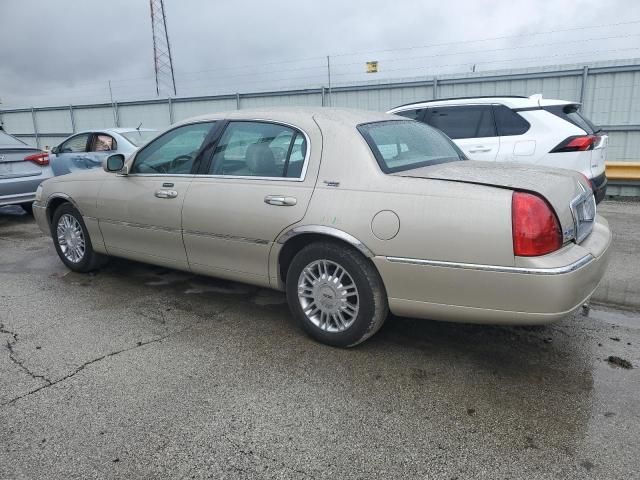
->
0, 129, 27, 146
121, 130, 159, 147
358, 120, 466, 173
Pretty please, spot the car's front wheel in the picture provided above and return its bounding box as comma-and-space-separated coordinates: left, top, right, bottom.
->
286, 241, 388, 347
51, 203, 108, 272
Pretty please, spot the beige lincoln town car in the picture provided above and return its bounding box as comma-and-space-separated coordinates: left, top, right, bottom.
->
32, 107, 611, 347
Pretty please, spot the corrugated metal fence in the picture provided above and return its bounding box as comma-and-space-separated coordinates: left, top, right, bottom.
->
2, 59, 640, 170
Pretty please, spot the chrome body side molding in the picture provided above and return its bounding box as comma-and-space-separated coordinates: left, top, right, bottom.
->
386, 254, 594, 275
278, 225, 374, 258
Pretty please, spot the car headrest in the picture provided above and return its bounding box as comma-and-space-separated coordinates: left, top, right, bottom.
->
246, 142, 276, 175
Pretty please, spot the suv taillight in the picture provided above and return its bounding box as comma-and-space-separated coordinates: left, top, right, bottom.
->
550, 135, 598, 153
24, 152, 49, 166
512, 192, 562, 257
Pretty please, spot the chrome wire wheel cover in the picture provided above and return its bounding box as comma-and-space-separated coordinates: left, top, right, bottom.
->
56, 214, 86, 263
297, 259, 359, 332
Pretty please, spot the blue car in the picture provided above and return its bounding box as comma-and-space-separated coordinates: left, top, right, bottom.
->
0, 127, 52, 214
50, 128, 158, 176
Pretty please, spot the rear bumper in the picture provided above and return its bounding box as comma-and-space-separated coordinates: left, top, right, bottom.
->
0, 168, 52, 207
590, 172, 607, 204
375, 216, 612, 325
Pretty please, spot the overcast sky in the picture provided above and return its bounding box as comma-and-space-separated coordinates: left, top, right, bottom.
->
1, 0, 640, 107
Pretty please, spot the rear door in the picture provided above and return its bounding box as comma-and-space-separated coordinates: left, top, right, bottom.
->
181, 120, 320, 286
492, 104, 535, 163
424, 105, 499, 161
51, 133, 92, 176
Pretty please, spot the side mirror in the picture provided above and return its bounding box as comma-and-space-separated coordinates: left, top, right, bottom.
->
51, 145, 59, 154
104, 153, 126, 173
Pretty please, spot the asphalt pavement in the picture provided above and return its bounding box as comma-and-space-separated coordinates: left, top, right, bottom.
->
0, 200, 638, 479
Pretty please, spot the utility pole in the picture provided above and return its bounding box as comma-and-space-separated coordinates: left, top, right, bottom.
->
326, 55, 332, 107
149, 0, 177, 97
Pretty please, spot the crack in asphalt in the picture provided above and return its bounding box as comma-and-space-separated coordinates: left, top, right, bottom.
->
0, 305, 233, 408
220, 433, 316, 479
0, 323, 53, 386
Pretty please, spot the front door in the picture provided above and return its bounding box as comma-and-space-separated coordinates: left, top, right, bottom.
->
182, 120, 320, 286
96, 121, 217, 270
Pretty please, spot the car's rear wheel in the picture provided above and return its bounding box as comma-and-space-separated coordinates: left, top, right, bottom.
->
286, 241, 388, 347
51, 203, 108, 272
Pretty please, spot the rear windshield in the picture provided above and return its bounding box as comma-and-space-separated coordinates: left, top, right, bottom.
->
543, 104, 598, 134
0, 130, 26, 146
121, 130, 158, 147
357, 120, 466, 173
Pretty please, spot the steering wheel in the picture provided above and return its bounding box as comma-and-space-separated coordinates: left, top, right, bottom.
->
168, 154, 193, 172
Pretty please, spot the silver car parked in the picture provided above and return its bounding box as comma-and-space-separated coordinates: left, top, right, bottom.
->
50, 128, 158, 176
0, 127, 52, 214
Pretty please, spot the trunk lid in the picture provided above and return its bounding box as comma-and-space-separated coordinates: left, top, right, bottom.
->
392, 160, 594, 244
0, 148, 45, 179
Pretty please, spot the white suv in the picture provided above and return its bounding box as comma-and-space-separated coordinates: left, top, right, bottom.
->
388, 95, 608, 203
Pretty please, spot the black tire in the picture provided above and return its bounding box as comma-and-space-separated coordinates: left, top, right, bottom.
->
51, 203, 108, 272
286, 241, 388, 347
21, 202, 33, 215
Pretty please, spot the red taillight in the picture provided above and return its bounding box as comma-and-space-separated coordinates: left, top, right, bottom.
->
550, 135, 598, 153
24, 152, 49, 166
512, 192, 562, 257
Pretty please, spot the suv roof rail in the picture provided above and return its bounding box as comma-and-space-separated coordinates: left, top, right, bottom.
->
390, 95, 529, 110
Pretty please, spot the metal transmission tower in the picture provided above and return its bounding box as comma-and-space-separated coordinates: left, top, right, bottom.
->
149, 0, 177, 97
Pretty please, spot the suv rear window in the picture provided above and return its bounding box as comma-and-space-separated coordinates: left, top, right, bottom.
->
543, 104, 598, 134
358, 120, 466, 173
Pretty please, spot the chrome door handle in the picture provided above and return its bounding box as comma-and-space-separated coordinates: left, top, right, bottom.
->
468, 147, 491, 153
155, 189, 178, 199
264, 195, 297, 206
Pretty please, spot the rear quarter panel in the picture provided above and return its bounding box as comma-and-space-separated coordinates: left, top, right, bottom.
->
299, 117, 515, 266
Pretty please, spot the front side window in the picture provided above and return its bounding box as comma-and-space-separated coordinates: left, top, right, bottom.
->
60, 133, 90, 153
358, 120, 465, 173
92, 134, 116, 152
426, 105, 496, 139
209, 121, 307, 179
131, 122, 215, 174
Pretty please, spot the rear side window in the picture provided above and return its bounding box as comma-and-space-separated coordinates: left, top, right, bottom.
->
358, 120, 465, 174
394, 108, 424, 120
209, 121, 307, 179
426, 105, 496, 139
493, 105, 530, 136
543, 104, 597, 134
91, 134, 116, 152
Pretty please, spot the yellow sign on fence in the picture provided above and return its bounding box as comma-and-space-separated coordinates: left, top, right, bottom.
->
366, 61, 378, 73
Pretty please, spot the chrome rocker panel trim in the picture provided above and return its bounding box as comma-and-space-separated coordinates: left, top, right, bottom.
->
385, 254, 594, 275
